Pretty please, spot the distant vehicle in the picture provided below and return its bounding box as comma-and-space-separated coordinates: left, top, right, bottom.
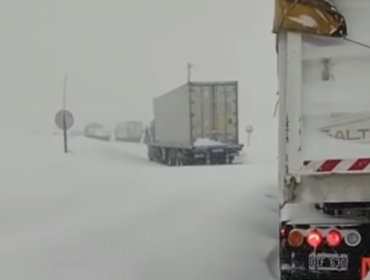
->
144, 81, 243, 165
84, 123, 111, 141
114, 121, 143, 143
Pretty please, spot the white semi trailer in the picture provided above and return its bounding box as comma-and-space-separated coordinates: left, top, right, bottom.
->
144, 81, 243, 165
114, 121, 143, 143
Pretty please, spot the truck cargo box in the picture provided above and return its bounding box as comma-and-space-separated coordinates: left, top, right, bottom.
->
277, 0, 370, 203
153, 81, 240, 148
114, 121, 143, 142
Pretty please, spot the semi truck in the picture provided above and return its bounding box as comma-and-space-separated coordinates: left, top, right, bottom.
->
143, 81, 243, 165
276, 1, 370, 280
114, 121, 143, 143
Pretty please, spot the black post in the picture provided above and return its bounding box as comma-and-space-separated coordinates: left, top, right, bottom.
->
62, 73, 68, 153
63, 112, 68, 153
187, 63, 193, 82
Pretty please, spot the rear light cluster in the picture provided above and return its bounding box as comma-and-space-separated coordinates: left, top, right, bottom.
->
282, 228, 361, 248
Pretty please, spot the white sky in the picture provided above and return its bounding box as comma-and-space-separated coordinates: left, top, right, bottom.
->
0, 0, 278, 159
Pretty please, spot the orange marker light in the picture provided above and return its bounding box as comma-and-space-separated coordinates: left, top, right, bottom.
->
287, 229, 304, 247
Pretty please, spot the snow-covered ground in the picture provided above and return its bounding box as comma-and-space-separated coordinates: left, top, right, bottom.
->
0, 133, 278, 280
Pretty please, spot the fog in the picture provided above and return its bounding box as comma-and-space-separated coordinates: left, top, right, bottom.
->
0, 0, 277, 160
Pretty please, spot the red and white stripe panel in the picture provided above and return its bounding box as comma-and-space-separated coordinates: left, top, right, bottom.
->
303, 158, 370, 173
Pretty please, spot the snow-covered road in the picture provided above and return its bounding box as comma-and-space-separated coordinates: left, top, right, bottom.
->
0, 133, 278, 280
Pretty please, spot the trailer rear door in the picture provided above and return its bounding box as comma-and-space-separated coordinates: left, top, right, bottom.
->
189, 82, 238, 144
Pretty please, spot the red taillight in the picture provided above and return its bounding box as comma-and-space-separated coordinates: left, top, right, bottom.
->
307, 230, 323, 248
326, 230, 342, 247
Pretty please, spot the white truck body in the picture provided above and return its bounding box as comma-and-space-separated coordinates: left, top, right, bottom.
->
278, 0, 370, 204
114, 121, 143, 142
153, 81, 240, 148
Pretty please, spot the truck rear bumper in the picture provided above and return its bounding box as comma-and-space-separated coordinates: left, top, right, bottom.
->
192, 144, 243, 154
280, 220, 370, 280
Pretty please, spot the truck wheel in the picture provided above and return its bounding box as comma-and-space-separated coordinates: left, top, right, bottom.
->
167, 149, 176, 166
176, 151, 183, 166
148, 147, 155, 161
148, 153, 154, 161
215, 157, 226, 165
227, 155, 234, 164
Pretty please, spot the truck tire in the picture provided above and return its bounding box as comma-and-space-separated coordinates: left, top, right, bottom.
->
175, 151, 183, 166
167, 149, 176, 166
181, 153, 191, 166
148, 147, 155, 162
148, 153, 154, 161
227, 155, 234, 164
219, 157, 227, 165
